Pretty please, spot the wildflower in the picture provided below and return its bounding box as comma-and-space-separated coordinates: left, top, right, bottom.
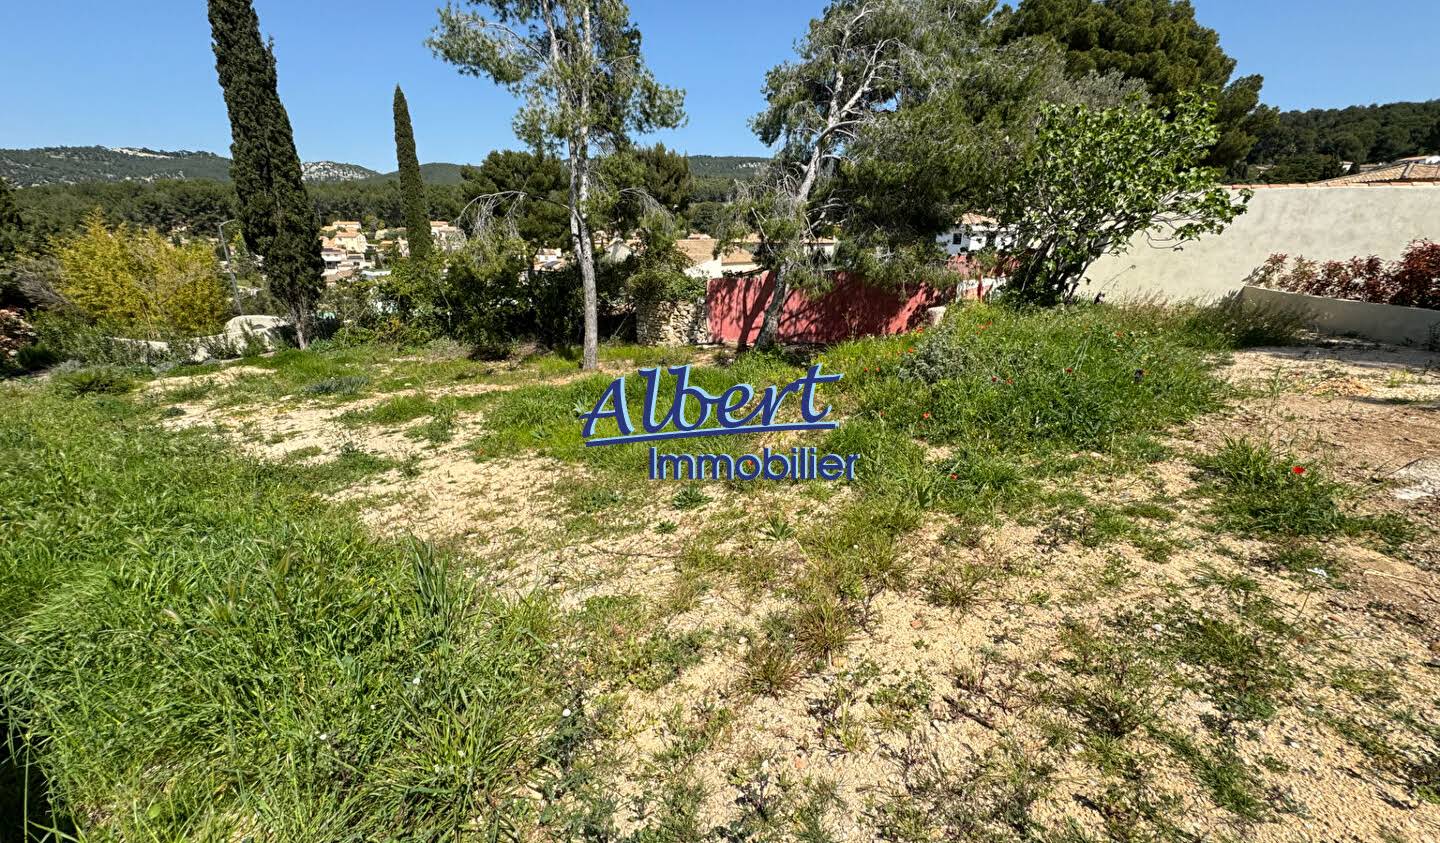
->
949, 473, 958, 480
318, 733, 329, 742
1307, 568, 1329, 579
1005, 378, 1014, 385
411, 675, 421, 686
922, 413, 931, 420
562, 708, 573, 718
1292, 465, 1306, 475
991, 376, 998, 383
1065, 367, 1073, 374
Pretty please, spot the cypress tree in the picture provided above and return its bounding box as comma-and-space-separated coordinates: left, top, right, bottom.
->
208, 0, 323, 345
393, 86, 433, 260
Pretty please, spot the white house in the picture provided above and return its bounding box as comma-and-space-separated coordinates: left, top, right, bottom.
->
936, 214, 1016, 256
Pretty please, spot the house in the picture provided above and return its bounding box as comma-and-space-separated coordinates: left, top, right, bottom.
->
675, 233, 766, 279
1314, 156, 1440, 186
429, 221, 467, 252
333, 228, 369, 254
935, 214, 1015, 256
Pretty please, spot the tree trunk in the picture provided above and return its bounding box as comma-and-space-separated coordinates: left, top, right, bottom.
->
568, 143, 599, 371
753, 266, 787, 351
292, 305, 309, 349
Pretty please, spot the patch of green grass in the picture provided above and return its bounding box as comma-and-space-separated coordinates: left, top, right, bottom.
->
1152, 729, 1271, 821
0, 391, 561, 841
340, 393, 438, 427
1196, 438, 1411, 544
301, 374, 370, 397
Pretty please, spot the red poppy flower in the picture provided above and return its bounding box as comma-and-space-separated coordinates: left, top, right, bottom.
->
1005, 378, 1014, 385
1065, 367, 1073, 374
1292, 465, 1306, 475
991, 376, 998, 383
948, 473, 958, 480
922, 413, 931, 419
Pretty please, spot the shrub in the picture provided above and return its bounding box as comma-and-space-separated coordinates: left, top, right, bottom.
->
54, 211, 232, 337
1249, 241, 1440, 310
51, 365, 138, 397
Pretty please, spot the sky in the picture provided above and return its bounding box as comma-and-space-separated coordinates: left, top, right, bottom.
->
3, 0, 1438, 172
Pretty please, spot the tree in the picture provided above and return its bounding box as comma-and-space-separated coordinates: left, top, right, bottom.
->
999, 0, 1267, 170
1428, 118, 1440, 154
457, 150, 570, 261
393, 85, 434, 260
429, 0, 685, 370
208, 0, 324, 346
722, 0, 975, 351
994, 96, 1248, 303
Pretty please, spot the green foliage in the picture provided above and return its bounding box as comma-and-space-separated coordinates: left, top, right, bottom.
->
0, 177, 23, 260
1249, 98, 1440, 169
995, 96, 1248, 304
50, 365, 138, 396
458, 150, 570, 254
0, 391, 561, 840
54, 211, 232, 337
393, 86, 433, 261
999, 0, 1268, 169
429, 0, 686, 370
1255, 152, 1346, 184
208, 0, 323, 342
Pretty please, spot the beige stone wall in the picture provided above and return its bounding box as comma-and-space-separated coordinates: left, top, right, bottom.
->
1087, 185, 1440, 302
636, 297, 709, 346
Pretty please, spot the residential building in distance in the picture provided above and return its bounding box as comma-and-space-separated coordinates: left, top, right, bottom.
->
429, 220, 467, 252
936, 214, 1015, 256
1314, 155, 1440, 186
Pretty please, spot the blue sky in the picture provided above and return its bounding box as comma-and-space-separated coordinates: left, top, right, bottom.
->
2, 1, 1437, 171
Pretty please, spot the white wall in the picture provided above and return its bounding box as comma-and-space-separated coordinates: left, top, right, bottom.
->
1086, 185, 1440, 302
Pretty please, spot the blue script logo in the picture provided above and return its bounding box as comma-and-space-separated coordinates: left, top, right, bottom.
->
579, 364, 861, 481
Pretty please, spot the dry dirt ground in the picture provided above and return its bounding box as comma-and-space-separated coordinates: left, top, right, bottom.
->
152, 340, 1440, 843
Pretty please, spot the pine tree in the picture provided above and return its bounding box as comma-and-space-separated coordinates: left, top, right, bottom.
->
393, 86, 434, 261
208, 0, 323, 345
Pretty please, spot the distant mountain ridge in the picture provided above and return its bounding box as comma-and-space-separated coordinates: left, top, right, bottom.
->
1, 146, 772, 189
0, 146, 379, 187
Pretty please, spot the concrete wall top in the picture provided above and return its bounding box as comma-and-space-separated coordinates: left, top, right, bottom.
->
1085, 185, 1440, 303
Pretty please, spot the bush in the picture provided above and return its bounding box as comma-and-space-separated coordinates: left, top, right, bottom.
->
51, 365, 138, 397
1249, 241, 1440, 310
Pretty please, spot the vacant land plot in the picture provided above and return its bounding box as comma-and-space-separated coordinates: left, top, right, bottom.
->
3, 304, 1438, 842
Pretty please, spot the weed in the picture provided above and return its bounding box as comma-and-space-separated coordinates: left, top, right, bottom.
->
761, 513, 796, 541
52, 366, 137, 396
654, 519, 679, 535
301, 375, 370, 396
672, 485, 710, 511
742, 638, 803, 696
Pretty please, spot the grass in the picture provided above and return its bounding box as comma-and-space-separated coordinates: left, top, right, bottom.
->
1, 299, 1420, 840
0, 389, 562, 840
1196, 437, 1411, 543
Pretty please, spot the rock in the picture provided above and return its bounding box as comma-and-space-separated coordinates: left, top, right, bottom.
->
926, 306, 947, 326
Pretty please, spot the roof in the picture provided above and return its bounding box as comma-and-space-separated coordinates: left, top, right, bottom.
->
1314, 158, 1440, 186
676, 235, 719, 267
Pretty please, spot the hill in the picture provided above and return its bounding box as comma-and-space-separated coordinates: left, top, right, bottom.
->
1250, 100, 1440, 167
0, 146, 234, 187
686, 155, 770, 180
362, 162, 470, 186
0, 146, 379, 187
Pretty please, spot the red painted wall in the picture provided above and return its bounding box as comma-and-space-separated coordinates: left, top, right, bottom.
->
706, 272, 965, 345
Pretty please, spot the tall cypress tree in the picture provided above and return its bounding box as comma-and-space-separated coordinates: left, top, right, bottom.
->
208, 0, 323, 345
393, 86, 433, 261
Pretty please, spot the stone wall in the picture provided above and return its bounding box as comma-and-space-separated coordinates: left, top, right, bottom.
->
636, 297, 709, 346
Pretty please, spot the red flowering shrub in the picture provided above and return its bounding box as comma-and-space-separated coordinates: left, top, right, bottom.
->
1249, 241, 1440, 310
